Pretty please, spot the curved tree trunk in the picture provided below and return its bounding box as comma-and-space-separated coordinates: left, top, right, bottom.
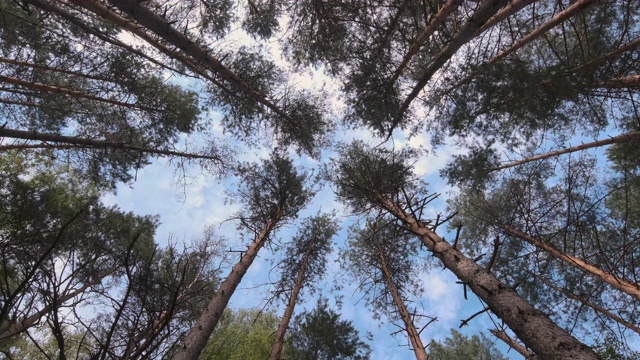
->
269, 246, 313, 360
391, 0, 509, 136
172, 215, 280, 360
378, 248, 429, 360
489, 0, 598, 63
500, 225, 640, 300
378, 196, 599, 360
490, 131, 640, 172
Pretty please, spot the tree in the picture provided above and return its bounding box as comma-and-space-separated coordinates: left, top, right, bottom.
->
269, 214, 339, 360
172, 152, 313, 360
429, 329, 507, 360
200, 308, 284, 360
341, 218, 429, 360
288, 297, 371, 360
330, 141, 599, 359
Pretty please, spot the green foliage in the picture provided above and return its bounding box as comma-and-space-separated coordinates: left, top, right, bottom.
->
289, 297, 371, 360
592, 335, 640, 360
428, 329, 507, 360
200, 308, 283, 360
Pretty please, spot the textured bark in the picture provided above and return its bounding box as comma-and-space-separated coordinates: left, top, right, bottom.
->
535, 273, 640, 336
389, 0, 463, 85
0, 75, 156, 111
490, 131, 640, 171
391, 0, 509, 134
501, 225, 640, 301
172, 216, 279, 360
100, 0, 294, 123
490, 329, 538, 359
378, 248, 428, 360
268, 246, 313, 360
489, 0, 598, 63
0, 127, 223, 162
379, 197, 599, 360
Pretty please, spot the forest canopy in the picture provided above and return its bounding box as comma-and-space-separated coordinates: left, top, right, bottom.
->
0, 0, 639, 359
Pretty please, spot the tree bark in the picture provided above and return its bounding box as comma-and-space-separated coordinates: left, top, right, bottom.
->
488, 0, 598, 63
269, 246, 313, 360
389, 0, 463, 86
473, 0, 536, 36
490, 131, 640, 171
378, 248, 429, 360
391, 0, 509, 136
596, 74, 640, 89
500, 225, 640, 301
378, 196, 599, 360
490, 329, 538, 359
172, 215, 280, 360
0, 127, 223, 163
534, 273, 640, 336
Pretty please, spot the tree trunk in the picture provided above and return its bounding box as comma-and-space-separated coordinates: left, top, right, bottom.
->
0, 57, 114, 83
378, 248, 429, 360
0, 127, 223, 163
172, 215, 280, 360
389, 0, 463, 85
378, 197, 599, 360
500, 225, 640, 300
96, 0, 294, 124
490, 329, 538, 359
596, 74, 640, 89
269, 246, 313, 360
391, 0, 509, 136
534, 272, 640, 336
488, 0, 598, 63
473, 0, 536, 36
0, 75, 156, 112
490, 131, 640, 171
573, 36, 640, 74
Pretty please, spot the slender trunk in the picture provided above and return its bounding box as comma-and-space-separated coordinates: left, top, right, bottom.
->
490, 131, 640, 172
378, 248, 428, 360
490, 329, 538, 359
0, 75, 156, 112
269, 246, 313, 360
378, 197, 598, 359
0, 127, 223, 163
88, 0, 293, 124
501, 225, 640, 300
573, 36, 640, 74
535, 273, 640, 336
596, 74, 640, 89
391, 0, 508, 136
488, 0, 598, 64
0, 280, 97, 340
389, 0, 463, 85
473, 0, 536, 36
172, 216, 280, 360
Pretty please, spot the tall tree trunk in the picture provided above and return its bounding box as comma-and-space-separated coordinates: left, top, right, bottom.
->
500, 225, 640, 300
490, 329, 538, 359
490, 131, 640, 172
596, 74, 640, 89
172, 215, 280, 360
0, 75, 156, 112
89, 0, 294, 124
488, 0, 598, 63
378, 196, 599, 360
0, 127, 223, 163
389, 0, 463, 86
534, 273, 640, 335
378, 248, 428, 360
269, 246, 313, 360
390, 0, 509, 136
573, 36, 640, 74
